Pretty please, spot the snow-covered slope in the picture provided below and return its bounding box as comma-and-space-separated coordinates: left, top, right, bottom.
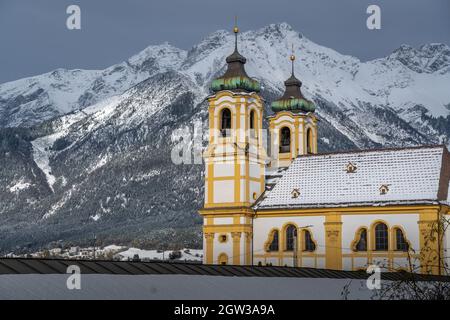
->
0, 44, 186, 127
0, 22, 449, 253
2, 23, 449, 144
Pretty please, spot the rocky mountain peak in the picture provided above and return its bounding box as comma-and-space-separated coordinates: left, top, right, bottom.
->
389, 43, 450, 73
126, 42, 187, 69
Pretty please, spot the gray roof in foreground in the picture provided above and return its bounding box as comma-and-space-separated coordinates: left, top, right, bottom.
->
0, 274, 373, 300
0, 258, 449, 282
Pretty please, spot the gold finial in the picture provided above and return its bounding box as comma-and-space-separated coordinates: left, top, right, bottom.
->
290, 44, 296, 75
290, 44, 296, 61
233, 16, 239, 51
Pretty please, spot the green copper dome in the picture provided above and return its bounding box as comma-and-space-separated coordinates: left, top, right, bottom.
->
211, 76, 260, 92
271, 74, 315, 113
271, 97, 315, 112
211, 27, 260, 93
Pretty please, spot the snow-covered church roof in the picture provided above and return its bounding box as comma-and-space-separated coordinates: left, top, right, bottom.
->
256, 145, 450, 209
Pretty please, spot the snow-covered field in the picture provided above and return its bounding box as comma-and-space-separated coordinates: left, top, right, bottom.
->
11, 245, 203, 262
116, 248, 203, 262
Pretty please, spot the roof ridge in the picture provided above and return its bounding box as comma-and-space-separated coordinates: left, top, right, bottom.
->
295, 144, 446, 159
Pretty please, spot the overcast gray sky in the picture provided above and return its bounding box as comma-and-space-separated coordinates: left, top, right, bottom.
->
0, 0, 449, 84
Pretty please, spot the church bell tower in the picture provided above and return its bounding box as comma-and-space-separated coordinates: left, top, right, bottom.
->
269, 47, 318, 168
198, 21, 266, 265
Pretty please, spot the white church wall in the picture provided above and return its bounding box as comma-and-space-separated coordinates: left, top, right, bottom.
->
277, 256, 326, 268
239, 180, 246, 201
273, 115, 295, 124
240, 163, 246, 175
213, 145, 236, 154
341, 213, 420, 255
345, 257, 369, 271
252, 213, 421, 270
214, 234, 232, 264
301, 257, 316, 268
214, 217, 234, 225
240, 236, 246, 265
213, 163, 235, 177
216, 95, 236, 105
253, 215, 327, 257
260, 257, 279, 266
342, 213, 420, 271
249, 163, 260, 179
213, 180, 234, 203
249, 181, 261, 202
297, 122, 305, 154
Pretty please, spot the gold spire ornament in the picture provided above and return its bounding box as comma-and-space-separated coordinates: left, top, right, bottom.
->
233, 15, 239, 33
233, 16, 239, 51
290, 44, 296, 75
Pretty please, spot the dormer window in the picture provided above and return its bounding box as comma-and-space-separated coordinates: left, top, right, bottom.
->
291, 188, 300, 198
346, 162, 357, 173
379, 185, 389, 195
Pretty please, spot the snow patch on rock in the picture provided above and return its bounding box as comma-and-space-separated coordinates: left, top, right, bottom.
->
8, 179, 31, 193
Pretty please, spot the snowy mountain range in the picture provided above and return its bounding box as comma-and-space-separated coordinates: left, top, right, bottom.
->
0, 22, 449, 253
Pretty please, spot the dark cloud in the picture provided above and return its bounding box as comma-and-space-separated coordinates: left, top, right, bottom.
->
0, 0, 449, 83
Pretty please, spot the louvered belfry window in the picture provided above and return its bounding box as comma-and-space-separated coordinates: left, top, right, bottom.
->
280, 127, 291, 153
221, 108, 231, 137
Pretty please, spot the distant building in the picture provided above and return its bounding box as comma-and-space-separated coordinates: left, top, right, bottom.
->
49, 248, 62, 255
69, 247, 79, 256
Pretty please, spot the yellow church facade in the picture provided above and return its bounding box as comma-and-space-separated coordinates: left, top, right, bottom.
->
198, 24, 450, 275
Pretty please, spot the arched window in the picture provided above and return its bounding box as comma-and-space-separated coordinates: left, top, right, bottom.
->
249, 110, 256, 138
285, 224, 297, 251
395, 228, 409, 252
218, 253, 228, 265
280, 127, 291, 153
303, 230, 316, 252
354, 229, 367, 251
220, 108, 231, 137
306, 128, 313, 154
268, 230, 279, 252
374, 223, 388, 251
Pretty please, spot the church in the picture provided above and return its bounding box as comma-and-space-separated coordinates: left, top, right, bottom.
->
198, 24, 450, 275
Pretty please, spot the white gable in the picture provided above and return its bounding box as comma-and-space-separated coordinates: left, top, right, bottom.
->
257, 146, 445, 209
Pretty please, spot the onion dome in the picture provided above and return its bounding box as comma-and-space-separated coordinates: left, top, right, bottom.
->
211, 20, 260, 93
271, 48, 315, 113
